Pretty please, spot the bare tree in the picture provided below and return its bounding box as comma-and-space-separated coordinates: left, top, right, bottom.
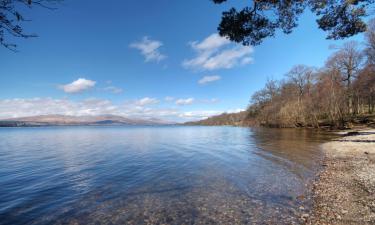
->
354, 65, 375, 114
286, 65, 314, 97
326, 41, 364, 114
365, 18, 375, 65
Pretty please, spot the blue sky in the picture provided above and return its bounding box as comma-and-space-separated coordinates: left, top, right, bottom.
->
0, 0, 364, 122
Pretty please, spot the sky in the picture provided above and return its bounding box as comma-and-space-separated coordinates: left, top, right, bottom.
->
0, 0, 365, 122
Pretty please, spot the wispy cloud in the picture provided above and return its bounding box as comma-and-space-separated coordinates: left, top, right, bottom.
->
167, 97, 219, 105
183, 33, 253, 71
130, 36, 166, 63
191, 33, 230, 51
164, 96, 175, 102
200, 98, 219, 104
0, 98, 115, 118
178, 110, 222, 119
59, 78, 96, 94
102, 86, 123, 94
198, 75, 221, 85
135, 97, 160, 106
175, 98, 194, 106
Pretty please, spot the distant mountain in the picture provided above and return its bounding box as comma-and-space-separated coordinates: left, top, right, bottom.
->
0, 115, 174, 127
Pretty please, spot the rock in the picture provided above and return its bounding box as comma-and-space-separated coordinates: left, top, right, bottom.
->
346, 131, 359, 136
297, 195, 305, 200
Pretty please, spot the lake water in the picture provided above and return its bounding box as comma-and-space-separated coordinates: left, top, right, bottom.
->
0, 126, 336, 224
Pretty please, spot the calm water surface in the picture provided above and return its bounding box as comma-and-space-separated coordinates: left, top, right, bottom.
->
0, 126, 336, 224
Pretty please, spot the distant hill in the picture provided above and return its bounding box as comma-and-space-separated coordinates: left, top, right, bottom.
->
185, 111, 255, 126
0, 115, 174, 127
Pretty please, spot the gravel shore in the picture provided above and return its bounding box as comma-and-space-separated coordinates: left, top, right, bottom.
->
307, 129, 375, 224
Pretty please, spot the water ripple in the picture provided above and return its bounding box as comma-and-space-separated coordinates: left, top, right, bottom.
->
0, 126, 335, 225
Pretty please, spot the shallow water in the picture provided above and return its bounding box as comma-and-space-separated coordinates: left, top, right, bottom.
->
0, 126, 336, 224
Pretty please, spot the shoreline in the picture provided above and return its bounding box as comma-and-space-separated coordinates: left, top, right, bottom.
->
306, 129, 375, 224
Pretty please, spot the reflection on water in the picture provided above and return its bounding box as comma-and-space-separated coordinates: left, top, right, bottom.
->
0, 126, 336, 224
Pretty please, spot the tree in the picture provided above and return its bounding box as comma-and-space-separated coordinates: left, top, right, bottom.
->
195, 20, 375, 128
327, 41, 364, 114
285, 65, 315, 124
365, 18, 375, 65
354, 65, 375, 113
0, 0, 60, 51
212, 0, 373, 46
286, 65, 314, 97
315, 67, 346, 126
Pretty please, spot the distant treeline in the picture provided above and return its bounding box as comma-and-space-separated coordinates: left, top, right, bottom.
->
185, 111, 252, 126
0, 121, 39, 127
189, 19, 375, 129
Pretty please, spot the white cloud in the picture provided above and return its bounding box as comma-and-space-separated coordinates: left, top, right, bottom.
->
200, 98, 220, 104
165, 96, 174, 102
183, 33, 253, 71
168, 97, 219, 105
175, 98, 194, 106
178, 110, 222, 119
190, 33, 230, 52
0, 97, 243, 122
241, 57, 253, 65
60, 78, 96, 94
226, 108, 245, 113
0, 98, 116, 118
135, 97, 160, 106
103, 86, 123, 94
130, 37, 166, 63
198, 75, 221, 85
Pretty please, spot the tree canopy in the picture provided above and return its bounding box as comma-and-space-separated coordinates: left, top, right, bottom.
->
212, 0, 374, 46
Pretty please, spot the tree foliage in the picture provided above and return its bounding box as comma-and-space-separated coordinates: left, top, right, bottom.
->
212, 0, 374, 46
0, 0, 60, 51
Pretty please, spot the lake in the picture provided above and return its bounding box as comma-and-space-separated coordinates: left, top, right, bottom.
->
0, 126, 335, 224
